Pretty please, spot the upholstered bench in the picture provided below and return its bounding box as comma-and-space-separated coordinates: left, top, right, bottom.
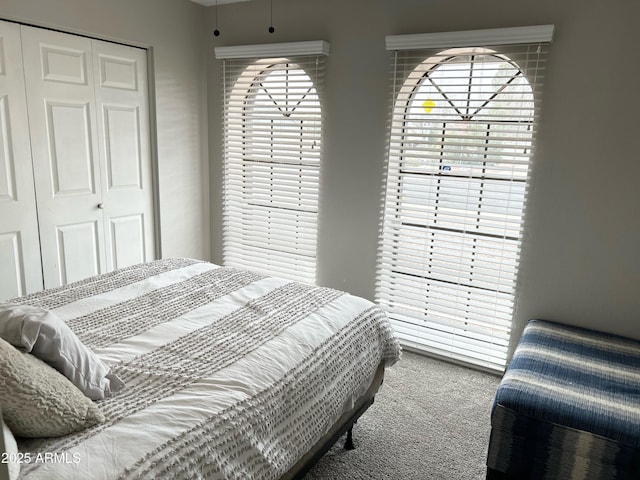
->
486, 319, 640, 480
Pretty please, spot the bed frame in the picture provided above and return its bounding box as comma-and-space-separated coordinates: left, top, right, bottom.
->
284, 362, 385, 479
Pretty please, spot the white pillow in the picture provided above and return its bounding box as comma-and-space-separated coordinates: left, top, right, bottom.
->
0, 304, 124, 400
0, 338, 105, 438
1, 413, 20, 480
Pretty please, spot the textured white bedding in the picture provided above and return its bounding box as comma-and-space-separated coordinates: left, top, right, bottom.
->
12, 259, 400, 480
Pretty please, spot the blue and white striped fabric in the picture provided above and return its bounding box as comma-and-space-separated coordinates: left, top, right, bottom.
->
487, 319, 640, 479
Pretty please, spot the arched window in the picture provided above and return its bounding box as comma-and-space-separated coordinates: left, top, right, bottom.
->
378, 33, 550, 370
221, 52, 325, 283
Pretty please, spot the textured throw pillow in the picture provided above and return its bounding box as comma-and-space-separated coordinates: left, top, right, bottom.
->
0, 338, 105, 438
0, 304, 124, 400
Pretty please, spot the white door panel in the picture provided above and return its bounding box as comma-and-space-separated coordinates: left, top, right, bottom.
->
45, 100, 97, 196
21, 25, 106, 288
40, 44, 87, 84
93, 39, 155, 271
109, 214, 146, 269
55, 221, 101, 284
0, 96, 17, 203
103, 105, 142, 190
98, 52, 139, 90
0, 232, 26, 300
0, 20, 43, 300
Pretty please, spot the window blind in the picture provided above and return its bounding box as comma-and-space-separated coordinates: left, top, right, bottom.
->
216, 42, 328, 283
377, 26, 553, 371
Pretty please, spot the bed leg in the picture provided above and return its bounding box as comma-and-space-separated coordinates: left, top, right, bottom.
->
344, 426, 355, 450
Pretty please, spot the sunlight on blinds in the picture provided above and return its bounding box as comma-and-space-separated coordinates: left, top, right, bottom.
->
378, 27, 553, 371
219, 46, 327, 283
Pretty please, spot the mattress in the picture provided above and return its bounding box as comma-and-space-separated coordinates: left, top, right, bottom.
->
8, 258, 401, 480
487, 319, 640, 479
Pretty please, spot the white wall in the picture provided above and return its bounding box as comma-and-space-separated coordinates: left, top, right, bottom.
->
0, 0, 211, 261
207, 0, 640, 356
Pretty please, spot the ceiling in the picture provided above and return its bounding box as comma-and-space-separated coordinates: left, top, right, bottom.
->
189, 0, 251, 6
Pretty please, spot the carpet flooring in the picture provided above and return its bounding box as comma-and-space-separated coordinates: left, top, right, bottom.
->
304, 351, 502, 480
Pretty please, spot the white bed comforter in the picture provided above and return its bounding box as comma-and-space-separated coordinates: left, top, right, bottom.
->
14, 259, 400, 480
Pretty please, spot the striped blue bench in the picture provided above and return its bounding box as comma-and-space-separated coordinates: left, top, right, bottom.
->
486, 319, 640, 479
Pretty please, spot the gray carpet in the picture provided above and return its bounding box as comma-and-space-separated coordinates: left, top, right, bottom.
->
305, 351, 502, 480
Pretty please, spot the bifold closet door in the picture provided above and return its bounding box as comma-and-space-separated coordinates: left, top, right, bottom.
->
21, 25, 155, 288
92, 39, 155, 273
0, 21, 44, 300
21, 26, 107, 287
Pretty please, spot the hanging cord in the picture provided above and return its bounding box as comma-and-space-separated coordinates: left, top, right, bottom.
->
214, 0, 220, 37
268, 0, 275, 33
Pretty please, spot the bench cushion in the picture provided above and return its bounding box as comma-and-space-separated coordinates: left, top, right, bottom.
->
487, 319, 640, 479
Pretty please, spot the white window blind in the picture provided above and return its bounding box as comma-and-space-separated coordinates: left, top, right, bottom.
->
377, 26, 553, 371
216, 42, 328, 283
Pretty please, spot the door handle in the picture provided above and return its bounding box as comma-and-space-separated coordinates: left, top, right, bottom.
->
97, 203, 104, 209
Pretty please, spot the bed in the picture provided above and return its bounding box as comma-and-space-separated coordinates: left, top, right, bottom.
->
0, 258, 401, 480
486, 319, 640, 480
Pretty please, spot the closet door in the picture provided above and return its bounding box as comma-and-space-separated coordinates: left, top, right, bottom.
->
0, 21, 43, 300
10, 25, 156, 290
93, 40, 155, 270
21, 26, 106, 287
